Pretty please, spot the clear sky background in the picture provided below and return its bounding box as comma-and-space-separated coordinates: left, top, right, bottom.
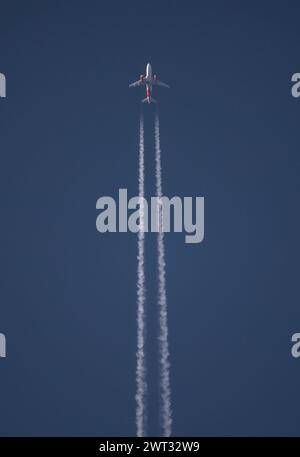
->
0, 0, 299, 436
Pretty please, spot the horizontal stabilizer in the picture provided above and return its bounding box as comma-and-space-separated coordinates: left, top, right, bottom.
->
141, 97, 157, 104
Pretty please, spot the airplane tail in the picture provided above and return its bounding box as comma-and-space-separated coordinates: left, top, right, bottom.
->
142, 97, 157, 104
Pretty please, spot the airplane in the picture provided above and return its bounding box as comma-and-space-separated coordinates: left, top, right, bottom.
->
129, 63, 169, 103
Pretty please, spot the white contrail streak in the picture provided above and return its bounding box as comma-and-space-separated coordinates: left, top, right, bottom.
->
136, 111, 147, 437
154, 111, 172, 437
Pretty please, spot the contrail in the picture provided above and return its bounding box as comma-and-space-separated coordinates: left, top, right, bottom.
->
136, 111, 147, 437
154, 111, 172, 437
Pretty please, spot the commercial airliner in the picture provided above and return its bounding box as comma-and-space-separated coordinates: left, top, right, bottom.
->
129, 63, 169, 103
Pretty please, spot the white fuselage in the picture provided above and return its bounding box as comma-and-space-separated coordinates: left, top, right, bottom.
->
145, 63, 152, 100
146, 63, 152, 80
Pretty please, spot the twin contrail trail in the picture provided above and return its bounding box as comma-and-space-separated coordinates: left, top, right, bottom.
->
136, 112, 147, 437
155, 112, 172, 437
135, 110, 172, 437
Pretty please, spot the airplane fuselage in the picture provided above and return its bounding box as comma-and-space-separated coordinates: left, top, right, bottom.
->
145, 63, 152, 103
146, 63, 152, 79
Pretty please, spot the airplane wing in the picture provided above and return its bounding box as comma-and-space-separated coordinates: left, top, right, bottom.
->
129, 79, 144, 88
154, 79, 170, 88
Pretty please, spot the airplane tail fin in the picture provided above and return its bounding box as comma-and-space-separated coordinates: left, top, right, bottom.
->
141, 97, 157, 104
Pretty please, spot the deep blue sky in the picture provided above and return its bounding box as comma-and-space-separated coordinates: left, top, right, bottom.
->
0, 0, 299, 436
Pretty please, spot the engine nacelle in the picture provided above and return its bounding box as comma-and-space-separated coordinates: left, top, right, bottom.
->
154, 74, 157, 80
140, 74, 144, 80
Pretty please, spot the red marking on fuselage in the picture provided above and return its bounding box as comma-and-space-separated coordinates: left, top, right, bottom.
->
146, 87, 151, 98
